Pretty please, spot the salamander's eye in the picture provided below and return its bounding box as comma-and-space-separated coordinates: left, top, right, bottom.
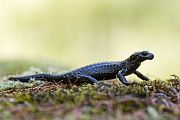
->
141, 51, 148, 56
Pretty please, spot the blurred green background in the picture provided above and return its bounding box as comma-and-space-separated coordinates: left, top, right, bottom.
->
0, 0, 180, 79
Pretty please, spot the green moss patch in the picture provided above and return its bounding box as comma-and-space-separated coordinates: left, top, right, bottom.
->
0, 69, 180, 120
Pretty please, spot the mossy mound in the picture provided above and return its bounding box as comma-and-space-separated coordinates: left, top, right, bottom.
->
0, 68, 180, 120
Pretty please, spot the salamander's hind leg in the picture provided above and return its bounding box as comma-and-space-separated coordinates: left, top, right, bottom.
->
76, 75, 99, 84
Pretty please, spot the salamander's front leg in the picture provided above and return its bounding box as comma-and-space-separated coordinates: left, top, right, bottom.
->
117, 69, 137, 85
134, 71, 149, 81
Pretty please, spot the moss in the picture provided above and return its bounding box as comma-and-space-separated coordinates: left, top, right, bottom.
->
0, 68, 180, 119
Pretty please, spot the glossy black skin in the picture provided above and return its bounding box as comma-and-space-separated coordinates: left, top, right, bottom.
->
8, 50, 154, 85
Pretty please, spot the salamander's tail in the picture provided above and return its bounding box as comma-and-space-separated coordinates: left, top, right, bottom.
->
8, 73, 64, 82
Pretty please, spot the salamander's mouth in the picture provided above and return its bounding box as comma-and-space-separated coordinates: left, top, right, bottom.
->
144, 53, 154, 60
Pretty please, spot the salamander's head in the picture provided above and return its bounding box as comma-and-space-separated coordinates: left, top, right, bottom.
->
129, 50, 154, 63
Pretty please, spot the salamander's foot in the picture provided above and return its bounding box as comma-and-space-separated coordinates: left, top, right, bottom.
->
96, 82, 112, 87
123, 81, 137, 85
106, 83, 112, 87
